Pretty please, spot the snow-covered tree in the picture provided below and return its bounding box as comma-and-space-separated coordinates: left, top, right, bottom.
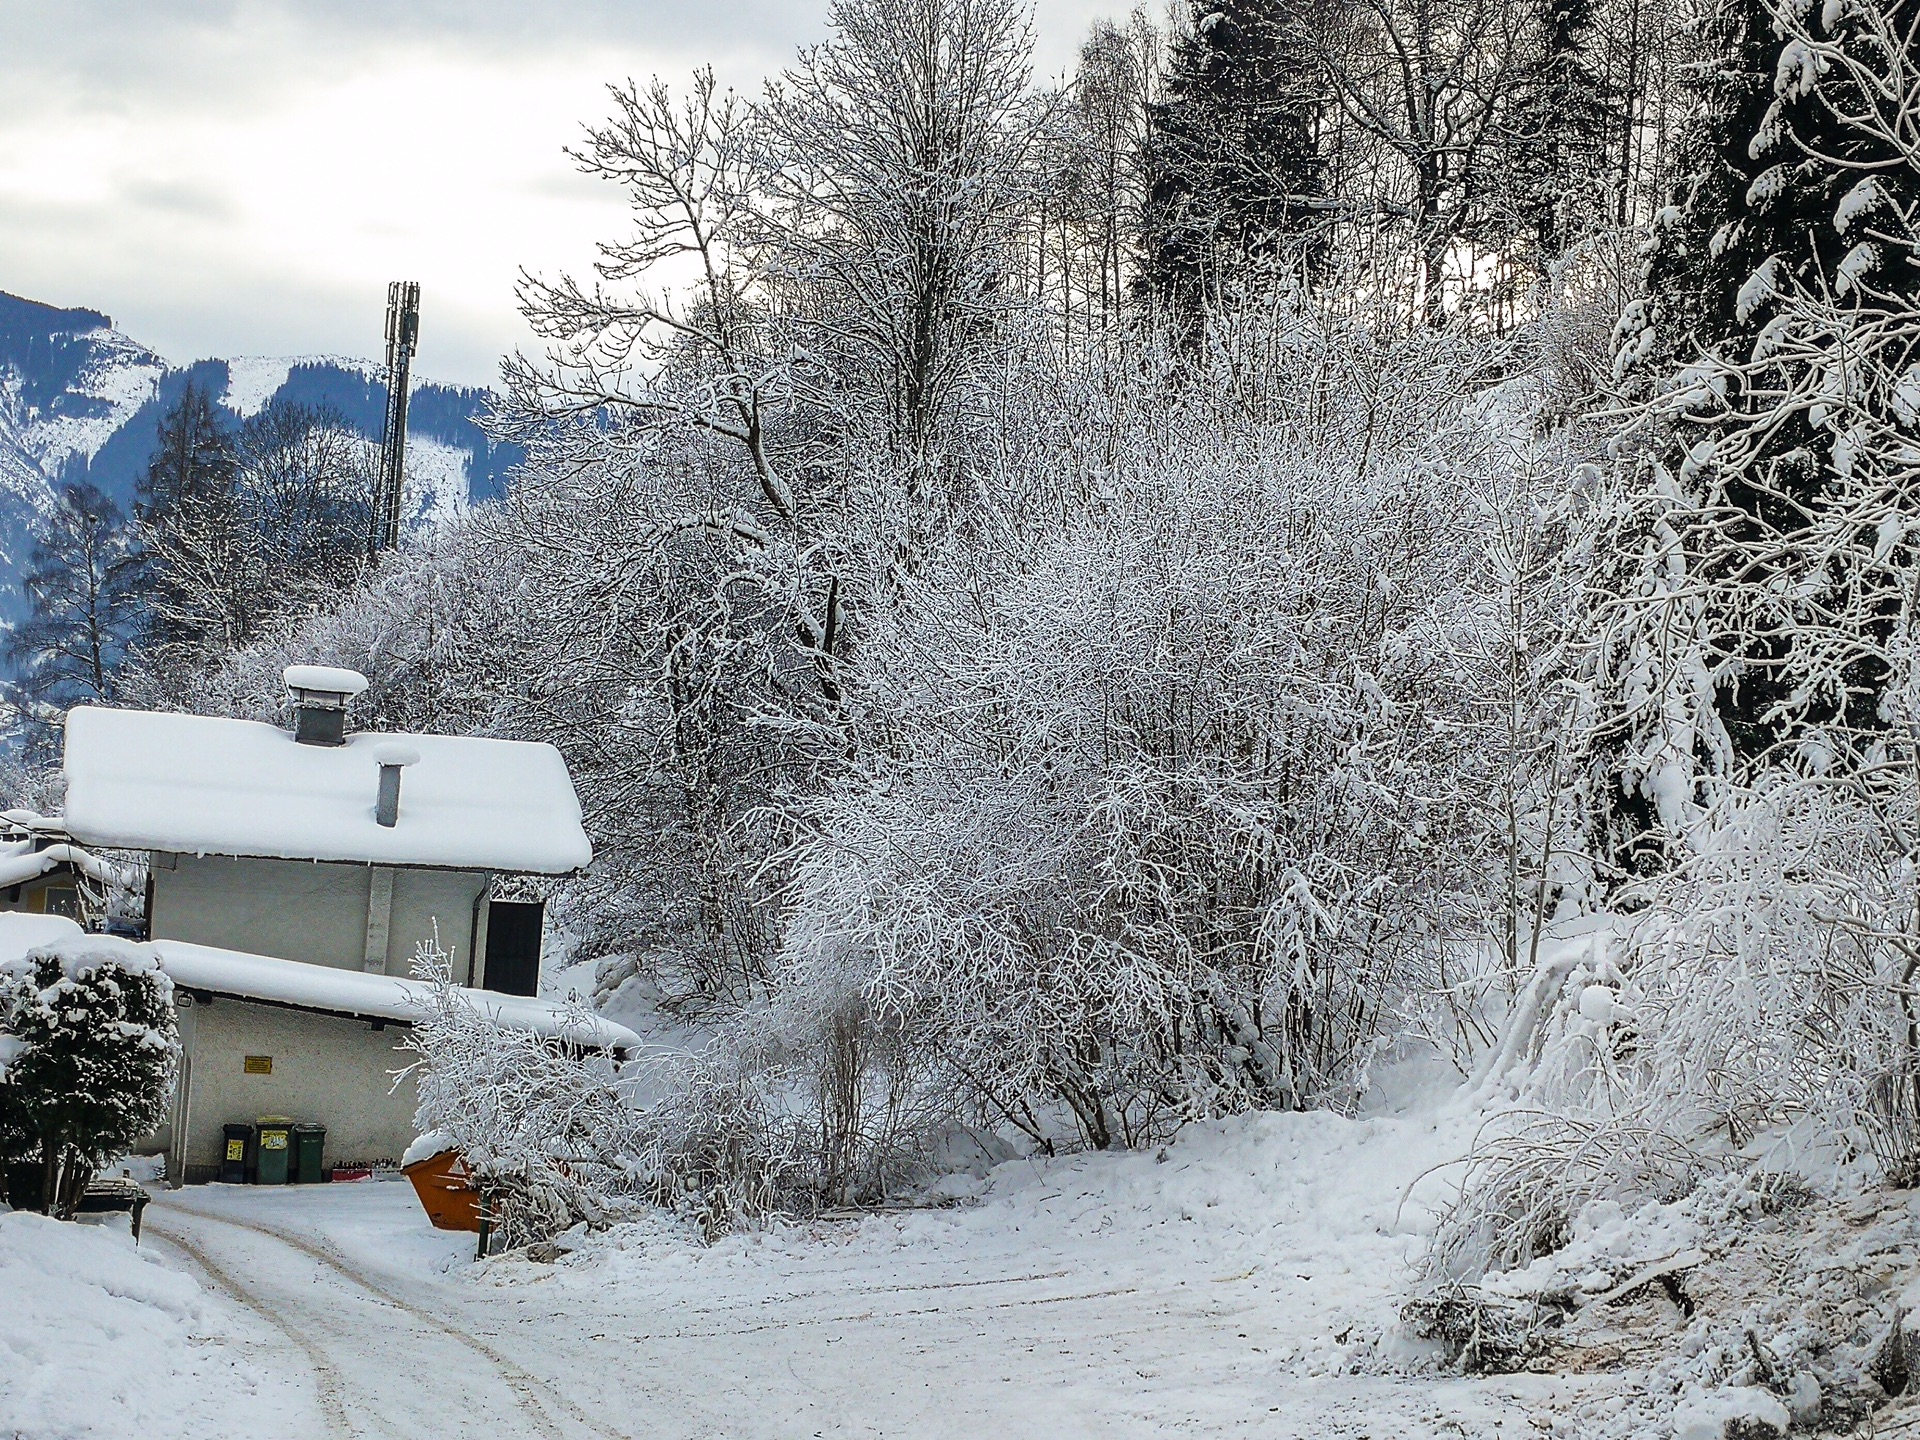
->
128, 393, 374, 700
130, 384, 238, 670
1304, 0, 1545, 323
7, 481, 138, 750
1598, 0, 1920, 868
1433, 0, 1920, 1277
1142, 0, 1328, 320
1043, 15, 1160, 341
0, 936, 177, 1216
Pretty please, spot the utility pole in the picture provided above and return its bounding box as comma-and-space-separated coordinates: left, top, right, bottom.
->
371, 281, 421, 558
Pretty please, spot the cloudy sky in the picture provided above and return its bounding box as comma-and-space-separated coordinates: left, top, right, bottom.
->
0, 1, 1121, 387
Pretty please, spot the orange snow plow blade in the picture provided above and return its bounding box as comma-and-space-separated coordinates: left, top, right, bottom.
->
403, 1148, 483, 1232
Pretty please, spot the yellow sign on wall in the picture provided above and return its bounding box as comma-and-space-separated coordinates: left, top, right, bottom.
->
243, 1055, 273, 1075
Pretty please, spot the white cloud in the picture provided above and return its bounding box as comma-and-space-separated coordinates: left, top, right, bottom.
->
0, 0, 1131, 386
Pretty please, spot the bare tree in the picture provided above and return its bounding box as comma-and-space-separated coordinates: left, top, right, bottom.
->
1301, 0, 1542, 323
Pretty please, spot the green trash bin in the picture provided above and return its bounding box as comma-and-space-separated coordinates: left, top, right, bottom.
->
254, 1118, 292, 1185
292, 1123, 327, 1184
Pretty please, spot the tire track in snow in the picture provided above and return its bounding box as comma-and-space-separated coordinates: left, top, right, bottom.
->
152, 1199, 631, 1440
631, 1283, 1144, 1339
146, 1219, 374, 1440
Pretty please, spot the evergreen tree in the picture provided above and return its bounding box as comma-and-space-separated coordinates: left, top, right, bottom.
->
6, 482, 137, 732
1601, 0, 1920, 867
130, 382, 240, 664
136, 381, 236, 526
1497, 0, 1616, 259
0, 1064, 32, 1207
1620, 0, 1779, 393
0, 937, 178, 1215
1141, 0, 1327, 321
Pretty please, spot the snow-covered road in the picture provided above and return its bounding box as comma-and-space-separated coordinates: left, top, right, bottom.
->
146, 1197, 627, 1440
105, 1110, 1593, 1440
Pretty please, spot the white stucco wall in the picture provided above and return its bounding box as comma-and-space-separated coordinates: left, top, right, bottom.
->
151, 854, 487, 982
167, 994, 420, 1181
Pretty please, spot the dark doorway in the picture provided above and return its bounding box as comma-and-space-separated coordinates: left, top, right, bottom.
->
482, 900, 544, 997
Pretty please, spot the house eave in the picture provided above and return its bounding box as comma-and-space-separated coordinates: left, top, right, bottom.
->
178, 985, 629, 1057
133, 846, 585, 878
180, 985, 417, 1031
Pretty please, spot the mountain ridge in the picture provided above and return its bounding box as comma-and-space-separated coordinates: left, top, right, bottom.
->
0, 288, 521, 630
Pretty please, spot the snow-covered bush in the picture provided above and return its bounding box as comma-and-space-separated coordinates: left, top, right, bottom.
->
0, 935, 177, 1215
403, 937, 650, 1246
404, 936, 814, 1243
626, 1046, 818, 1238
1434, 772, 1920, 1277
754, 315, 1581, 1177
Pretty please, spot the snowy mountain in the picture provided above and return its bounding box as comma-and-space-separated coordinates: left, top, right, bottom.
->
0, 288, 522, 629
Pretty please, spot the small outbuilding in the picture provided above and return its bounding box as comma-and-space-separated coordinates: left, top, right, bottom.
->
56, 666, 637, 1183
0, 810, 119, 922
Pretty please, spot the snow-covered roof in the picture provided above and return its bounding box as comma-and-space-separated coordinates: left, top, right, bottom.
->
154, 940, 640, 1052
61, 707, 593, 875
0, 839, 117, 891
0, 809, 67, 837
0, 914, 637, 1052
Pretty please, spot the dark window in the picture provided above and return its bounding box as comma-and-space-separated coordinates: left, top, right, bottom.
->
482, 900, 543, 997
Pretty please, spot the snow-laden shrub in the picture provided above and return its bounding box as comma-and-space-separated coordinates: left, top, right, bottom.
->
1434, 774, 1920, 1277
758, 320, 1574, 1172
627, 1047, 818, 1238
404, 937, 814, 1242
0, 935, 178, 1215
403, 938, 651, 1246
1425, 1113, 1708, 1279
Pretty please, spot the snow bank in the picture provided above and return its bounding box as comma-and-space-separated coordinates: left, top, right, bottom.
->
0, 1210, 273, 1438
1671, 1386, 1789, 1439
63, 705, 593, 874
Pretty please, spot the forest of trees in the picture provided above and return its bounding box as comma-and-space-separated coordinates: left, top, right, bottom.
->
14, 0, 1920, 1276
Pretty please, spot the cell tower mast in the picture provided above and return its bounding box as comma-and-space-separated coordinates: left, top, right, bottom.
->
372, 280, 421, 557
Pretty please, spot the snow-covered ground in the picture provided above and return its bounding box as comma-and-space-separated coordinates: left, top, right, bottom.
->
0, 1206, 302, 1439
2, 1104, 1598, 1440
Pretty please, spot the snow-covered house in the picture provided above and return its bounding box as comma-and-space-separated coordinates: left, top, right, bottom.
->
58, 666, 635, 1183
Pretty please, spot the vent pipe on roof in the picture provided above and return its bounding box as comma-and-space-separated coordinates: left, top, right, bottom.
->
373, 743, 420, 827
284, 665, 370, 746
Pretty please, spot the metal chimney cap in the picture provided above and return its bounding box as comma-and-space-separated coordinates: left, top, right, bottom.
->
283, 665, 369, 699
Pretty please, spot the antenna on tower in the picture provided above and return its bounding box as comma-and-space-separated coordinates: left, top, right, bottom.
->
372, 281, 420, 557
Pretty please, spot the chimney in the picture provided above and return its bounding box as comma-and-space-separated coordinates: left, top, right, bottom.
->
372, 742, 420, 827
283, 665, 370, 746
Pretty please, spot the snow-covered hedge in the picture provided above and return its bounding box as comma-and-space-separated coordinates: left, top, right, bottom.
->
0, 934, 178, 1215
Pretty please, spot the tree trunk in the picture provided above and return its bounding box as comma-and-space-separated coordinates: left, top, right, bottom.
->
38, 1132, 58, 1217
